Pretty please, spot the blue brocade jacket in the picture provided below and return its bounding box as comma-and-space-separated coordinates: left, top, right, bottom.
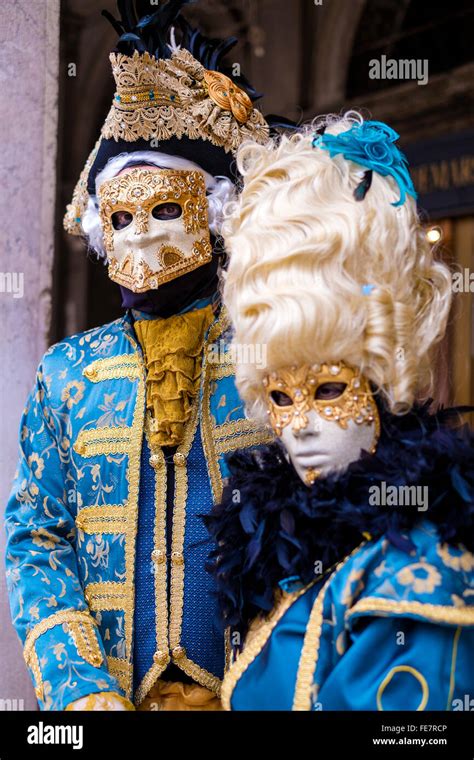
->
4, 307, 272, 710
222, 521, 474, 710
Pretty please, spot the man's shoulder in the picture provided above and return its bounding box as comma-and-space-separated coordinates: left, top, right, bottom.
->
39, 315, 134, 391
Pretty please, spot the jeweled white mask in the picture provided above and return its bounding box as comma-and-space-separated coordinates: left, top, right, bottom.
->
263, 362, 380, 486
98, 167, 212, 292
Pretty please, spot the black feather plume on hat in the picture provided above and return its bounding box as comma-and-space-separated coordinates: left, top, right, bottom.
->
102, 0, 195, 59
102, 0, 262, 101
178, 16, 262, 102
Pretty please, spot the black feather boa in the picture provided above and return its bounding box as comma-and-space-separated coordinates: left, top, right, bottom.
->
205, 402, 474, 636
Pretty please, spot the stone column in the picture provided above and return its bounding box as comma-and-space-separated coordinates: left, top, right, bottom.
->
0, 0, 60, 710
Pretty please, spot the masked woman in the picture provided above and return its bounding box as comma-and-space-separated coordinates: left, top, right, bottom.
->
207, 113, 474, 711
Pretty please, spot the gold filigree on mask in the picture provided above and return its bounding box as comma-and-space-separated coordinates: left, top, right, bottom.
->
263, 362, 380, 443
98, 168, 212, 292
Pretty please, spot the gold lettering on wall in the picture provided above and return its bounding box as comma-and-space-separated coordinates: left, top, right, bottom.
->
411, 156, 474, 194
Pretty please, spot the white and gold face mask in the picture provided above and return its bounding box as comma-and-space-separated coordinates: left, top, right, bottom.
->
263, 362, 380, 486
98, 167, 212, 292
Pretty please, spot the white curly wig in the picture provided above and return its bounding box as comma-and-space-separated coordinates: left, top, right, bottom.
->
221, 111, 452, 421
81, 150, 236, 260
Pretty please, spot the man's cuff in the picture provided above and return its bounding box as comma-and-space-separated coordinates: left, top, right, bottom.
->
23, 608, 121, 710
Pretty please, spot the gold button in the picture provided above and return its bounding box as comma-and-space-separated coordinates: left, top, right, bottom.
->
171, 551, 184, 565
84, 366, 97, 380
153, 650, 168, 665
172, 646, 186, 660
173, 452, 186, 466
151, 549, 165, 564
74, 442, 86, 456
149, 453, 163, 468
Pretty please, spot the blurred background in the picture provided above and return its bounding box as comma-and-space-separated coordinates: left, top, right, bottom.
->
1, 0, 473, 708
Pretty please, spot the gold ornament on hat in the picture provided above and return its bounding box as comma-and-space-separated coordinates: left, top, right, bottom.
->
202, 70, 253, 124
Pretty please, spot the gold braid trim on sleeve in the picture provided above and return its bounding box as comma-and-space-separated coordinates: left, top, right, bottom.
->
69, 620, 104, 667
24, 609, 102, 671
29, 648, 44, 702
345, 597, 474, 626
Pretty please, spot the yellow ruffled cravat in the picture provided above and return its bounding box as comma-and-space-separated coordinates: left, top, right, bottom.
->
134, 304, 215, 447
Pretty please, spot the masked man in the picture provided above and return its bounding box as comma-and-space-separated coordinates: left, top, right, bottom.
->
4, 0, 273, 711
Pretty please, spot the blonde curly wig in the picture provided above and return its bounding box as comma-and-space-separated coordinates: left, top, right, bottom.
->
221, 111, 452, 421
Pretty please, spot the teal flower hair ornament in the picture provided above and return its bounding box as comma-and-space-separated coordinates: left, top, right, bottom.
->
312, 120, 417, 207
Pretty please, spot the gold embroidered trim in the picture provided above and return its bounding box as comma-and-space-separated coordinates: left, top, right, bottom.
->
172, 655, 221, 696
74, 426, 134, 458
85, 582, 128, 611
201, 308, 233, 503
134, 425, 170, 707
64, 136, 102, 236
446, 627, 462, 710
136, 393, 210, 705
119, 342, 145, 698
76, 505, 127, 534
83, 354, 141, 382
29, 648, 44, 702
24, 608, 99, 664
214, 418, 266, 440
346, 597, 474, 626
209, 364, 234, 380
69, 620, 104, 667
169, 397, 200, 654
215, 429, 275, 455
80, 340, 145, 698
377, 665, 429, 711
292, 548, 362, 711
220, 584, 315, 711
201, 308, 274, 498
107, 656, 133, 693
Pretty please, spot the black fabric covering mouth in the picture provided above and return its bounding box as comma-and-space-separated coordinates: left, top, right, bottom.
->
87, 136, 238, 195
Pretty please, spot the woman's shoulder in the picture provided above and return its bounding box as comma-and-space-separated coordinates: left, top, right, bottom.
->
327, 520, 474, 630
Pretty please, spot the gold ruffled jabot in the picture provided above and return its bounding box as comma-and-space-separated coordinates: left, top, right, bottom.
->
134, 304, 215, 447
